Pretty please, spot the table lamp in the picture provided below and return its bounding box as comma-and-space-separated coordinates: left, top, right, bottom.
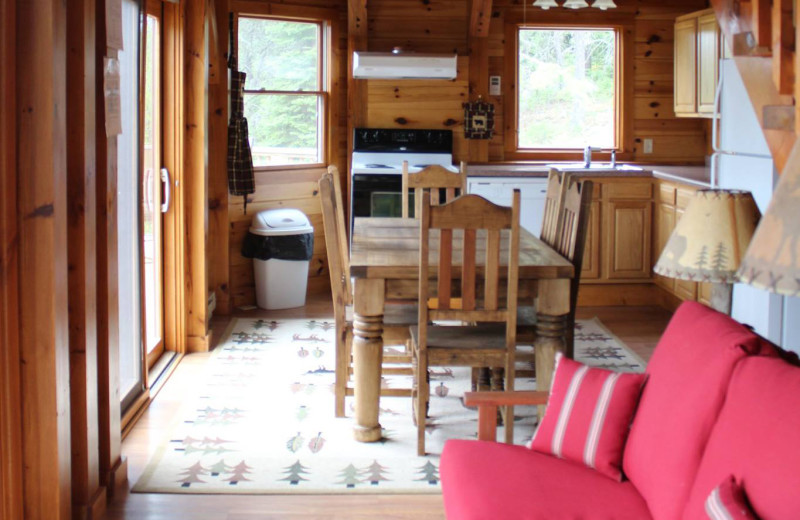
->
737, 161, 800, 297
653, 190, 761, 314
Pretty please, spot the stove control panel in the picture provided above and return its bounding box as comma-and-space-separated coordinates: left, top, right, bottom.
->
353, 128, 453, 154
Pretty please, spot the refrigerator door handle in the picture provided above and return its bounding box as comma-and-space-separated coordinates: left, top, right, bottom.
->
712, 61, 724, 153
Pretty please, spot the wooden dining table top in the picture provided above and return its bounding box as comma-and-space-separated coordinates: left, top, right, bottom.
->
350, 217, 574, 280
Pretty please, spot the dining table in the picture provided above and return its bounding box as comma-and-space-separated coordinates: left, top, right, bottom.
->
348, 216, 574, 442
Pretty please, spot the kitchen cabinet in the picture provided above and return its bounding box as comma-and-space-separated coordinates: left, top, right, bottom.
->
601, 181, 653, 280
674, 8, 721, 118
467, 177, 548, 237
653, 180, 712, 304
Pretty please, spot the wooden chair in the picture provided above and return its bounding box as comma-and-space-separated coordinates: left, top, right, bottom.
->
540, 168, 570, 247
552, 178, 594, 358
401, 161, 468, 219
318, 168, 416, 418
410, 190, 521, 455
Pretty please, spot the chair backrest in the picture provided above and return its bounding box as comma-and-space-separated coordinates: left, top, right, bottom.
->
319, 168, 352, 324
540, 168, 569, 247
554, 178, 593, 316
417, 191, 521, 349
402, 161, 468, 218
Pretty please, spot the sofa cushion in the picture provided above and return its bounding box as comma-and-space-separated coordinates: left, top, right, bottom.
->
682, 356, 800, 520
529, 353, 646, 480
704, 476, 759, 520
441, 439, 652, 520
622, 302, 777, 520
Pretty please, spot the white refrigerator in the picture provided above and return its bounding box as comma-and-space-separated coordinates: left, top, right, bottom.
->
714, 59, 800, 354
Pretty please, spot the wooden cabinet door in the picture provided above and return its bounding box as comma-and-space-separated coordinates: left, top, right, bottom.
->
697, 12, 720, 114
603, 200, 653, 280
697, 282, 712, 306
673, 205, 698, 300
654, 201, 676, 291
674, 17, 698, 115
581, 199, 601, 280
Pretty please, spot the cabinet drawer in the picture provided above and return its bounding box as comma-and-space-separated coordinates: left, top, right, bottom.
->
604, 182, 653, 200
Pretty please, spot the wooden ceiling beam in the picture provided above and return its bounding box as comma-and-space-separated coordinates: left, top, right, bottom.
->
470, 0, 492, 38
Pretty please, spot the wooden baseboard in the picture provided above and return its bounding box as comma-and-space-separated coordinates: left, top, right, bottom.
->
654, 285, 685, 312
106, 457, 128, 499
577, 283, 661, 306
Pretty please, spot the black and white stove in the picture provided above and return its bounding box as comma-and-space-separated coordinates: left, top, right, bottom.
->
351, 128, 456, 224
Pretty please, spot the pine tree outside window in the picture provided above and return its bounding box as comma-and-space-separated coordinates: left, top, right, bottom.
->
238, 17, 326, 167
516, 27, 619, 152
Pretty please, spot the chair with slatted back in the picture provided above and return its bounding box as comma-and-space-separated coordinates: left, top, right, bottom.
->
319, 168, 416, 418
401, 161, 468, 219
513, 169, 570, 364
552, 178, 594, 359
410, 190, 521, 455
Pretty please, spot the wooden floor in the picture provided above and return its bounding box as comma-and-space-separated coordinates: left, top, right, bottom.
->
103, 294, 672, 520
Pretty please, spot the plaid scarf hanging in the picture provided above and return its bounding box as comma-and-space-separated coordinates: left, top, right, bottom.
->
227, 13, 255, 213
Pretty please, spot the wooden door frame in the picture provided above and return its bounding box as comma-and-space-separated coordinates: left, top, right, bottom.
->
0, 0, 23, 517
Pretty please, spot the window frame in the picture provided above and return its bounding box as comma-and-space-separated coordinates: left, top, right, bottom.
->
504, 19, 634, 162
233, 3, 336, 171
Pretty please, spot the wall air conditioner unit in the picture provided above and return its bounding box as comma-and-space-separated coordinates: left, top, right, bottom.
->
352, 51, 458, 80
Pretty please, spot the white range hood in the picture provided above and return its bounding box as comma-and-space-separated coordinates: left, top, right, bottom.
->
352, 51, 457, 80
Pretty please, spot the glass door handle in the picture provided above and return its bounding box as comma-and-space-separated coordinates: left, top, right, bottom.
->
161, 167, 171, 213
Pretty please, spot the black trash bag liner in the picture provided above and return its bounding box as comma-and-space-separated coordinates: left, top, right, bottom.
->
241, 232, 313, 261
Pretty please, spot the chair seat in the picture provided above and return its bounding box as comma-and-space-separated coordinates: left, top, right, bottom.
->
410, 324, 509, 367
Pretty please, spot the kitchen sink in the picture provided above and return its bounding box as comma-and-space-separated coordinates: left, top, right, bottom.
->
546, 163, 644, 172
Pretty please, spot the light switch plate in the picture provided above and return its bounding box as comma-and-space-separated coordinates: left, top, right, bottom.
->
643, 138, 653, 154
489, 76, 501, 96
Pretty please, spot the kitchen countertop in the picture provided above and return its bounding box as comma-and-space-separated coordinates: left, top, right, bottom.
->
465, 163, 712, 187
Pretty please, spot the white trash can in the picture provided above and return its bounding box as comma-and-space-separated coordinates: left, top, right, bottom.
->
246, 208, 314, 310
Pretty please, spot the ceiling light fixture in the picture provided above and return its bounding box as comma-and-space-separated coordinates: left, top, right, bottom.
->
563, 0, 590, 8
592, 0, 617, 9
532, 0, 559, 9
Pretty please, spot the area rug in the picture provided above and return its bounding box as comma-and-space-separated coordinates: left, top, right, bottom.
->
132, 317, 645, 494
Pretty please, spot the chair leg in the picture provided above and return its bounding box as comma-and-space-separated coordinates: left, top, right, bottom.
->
505, 357, 515, 445
334, 326, 350, 418
565, 314, 575, 359
416, 349, 428, 457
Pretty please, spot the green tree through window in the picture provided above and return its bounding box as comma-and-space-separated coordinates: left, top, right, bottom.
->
238, 17, 324, 166
518, 28, 616, 150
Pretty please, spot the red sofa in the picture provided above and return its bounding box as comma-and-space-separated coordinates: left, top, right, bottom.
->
440, 302, 800, 520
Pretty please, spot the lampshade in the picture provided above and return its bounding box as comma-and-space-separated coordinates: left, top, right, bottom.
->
737, 162, 800, 296
592, 0, 617, 9
533, 0, 559, 9
654, 190, 761, 283
563, 0, 589, 8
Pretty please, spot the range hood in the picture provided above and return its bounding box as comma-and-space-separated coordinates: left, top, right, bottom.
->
352, 51, 457, 80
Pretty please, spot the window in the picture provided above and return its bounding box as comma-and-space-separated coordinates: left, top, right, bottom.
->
238, 17, 325, 167
517, 27, 618, 151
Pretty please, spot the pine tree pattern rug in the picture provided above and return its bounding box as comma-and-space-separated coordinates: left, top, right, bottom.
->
131, 317, 645, 495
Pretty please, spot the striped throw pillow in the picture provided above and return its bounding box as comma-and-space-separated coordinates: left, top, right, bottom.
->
529, 353, 646, 480
705, 476, 759, 520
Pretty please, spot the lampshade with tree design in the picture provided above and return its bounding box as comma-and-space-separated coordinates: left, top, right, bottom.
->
737, 160, 800, 297
653, 189, 761, 314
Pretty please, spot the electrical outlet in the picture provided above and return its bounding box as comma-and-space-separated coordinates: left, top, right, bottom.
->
643, 138, 653, 154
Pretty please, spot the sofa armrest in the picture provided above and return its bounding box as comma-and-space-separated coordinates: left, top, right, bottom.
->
464, 391, 549, 442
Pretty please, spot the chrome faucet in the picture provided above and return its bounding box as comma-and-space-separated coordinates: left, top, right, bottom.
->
583, 146, 600, 168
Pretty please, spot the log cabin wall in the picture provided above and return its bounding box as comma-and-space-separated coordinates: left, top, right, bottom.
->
363, 0, 709, 164
226, 0, 347, 309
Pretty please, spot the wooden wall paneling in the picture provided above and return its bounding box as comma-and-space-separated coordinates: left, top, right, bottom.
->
771, 0, 794, 95
67, 0, 106, 517
16, 0, 72, 518
208, 0, 230, 315
0, 0, 23, 517
162, 0, 186, 354
185, 0, 209, 352
95, 0, 126, 501
468, 0, 490, 163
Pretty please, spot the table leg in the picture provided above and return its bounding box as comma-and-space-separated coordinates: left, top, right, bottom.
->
352, 278, 385, 442
535, 279, 570, 416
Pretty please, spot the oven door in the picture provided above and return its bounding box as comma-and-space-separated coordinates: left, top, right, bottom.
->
351, 173, 414, 219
